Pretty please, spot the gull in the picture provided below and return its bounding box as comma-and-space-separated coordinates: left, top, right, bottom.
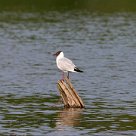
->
53, 51, 83, 80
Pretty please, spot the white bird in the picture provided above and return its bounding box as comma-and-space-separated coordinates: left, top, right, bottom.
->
53, 51, 83, 80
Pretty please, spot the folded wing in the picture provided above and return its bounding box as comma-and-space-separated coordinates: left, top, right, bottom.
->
58, 57, 76, 72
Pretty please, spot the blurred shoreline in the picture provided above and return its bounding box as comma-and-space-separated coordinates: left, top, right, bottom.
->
0, 0, 136, 12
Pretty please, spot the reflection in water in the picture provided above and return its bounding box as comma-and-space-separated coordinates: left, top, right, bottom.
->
56, 108, 83, 128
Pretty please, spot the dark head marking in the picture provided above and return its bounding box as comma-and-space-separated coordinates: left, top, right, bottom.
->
53, 51, 62, 56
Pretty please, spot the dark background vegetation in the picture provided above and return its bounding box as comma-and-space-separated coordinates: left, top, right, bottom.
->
0, 0, 136, 12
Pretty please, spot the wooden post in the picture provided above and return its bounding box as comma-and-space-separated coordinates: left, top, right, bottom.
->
57, 76, 84, 108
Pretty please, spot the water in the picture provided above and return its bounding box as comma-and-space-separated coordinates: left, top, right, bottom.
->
0, 10, 136, 135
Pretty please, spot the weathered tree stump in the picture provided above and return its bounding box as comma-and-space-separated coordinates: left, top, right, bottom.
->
57, 76, 84, 108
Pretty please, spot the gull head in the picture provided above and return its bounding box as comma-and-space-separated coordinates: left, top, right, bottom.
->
53, 51, 64, 58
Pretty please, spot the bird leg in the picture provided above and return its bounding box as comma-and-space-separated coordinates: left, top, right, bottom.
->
61, 72, 69, 81
61, 72, 64, 81
67, 72, 70, 79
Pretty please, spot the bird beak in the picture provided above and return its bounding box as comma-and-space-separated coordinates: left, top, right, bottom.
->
53, 53, 56, 56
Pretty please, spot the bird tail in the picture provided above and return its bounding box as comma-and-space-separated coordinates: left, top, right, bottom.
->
74, 67, 83, 72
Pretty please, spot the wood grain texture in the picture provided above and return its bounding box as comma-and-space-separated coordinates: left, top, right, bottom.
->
57, 76, 84, 108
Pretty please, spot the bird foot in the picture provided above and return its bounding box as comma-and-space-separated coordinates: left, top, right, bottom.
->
60, 79, 64, 82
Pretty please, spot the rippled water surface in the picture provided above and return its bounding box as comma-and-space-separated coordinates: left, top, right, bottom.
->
0, 11, 136, 136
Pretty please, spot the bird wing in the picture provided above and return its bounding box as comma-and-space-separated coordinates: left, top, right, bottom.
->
58, 57, 76, 72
